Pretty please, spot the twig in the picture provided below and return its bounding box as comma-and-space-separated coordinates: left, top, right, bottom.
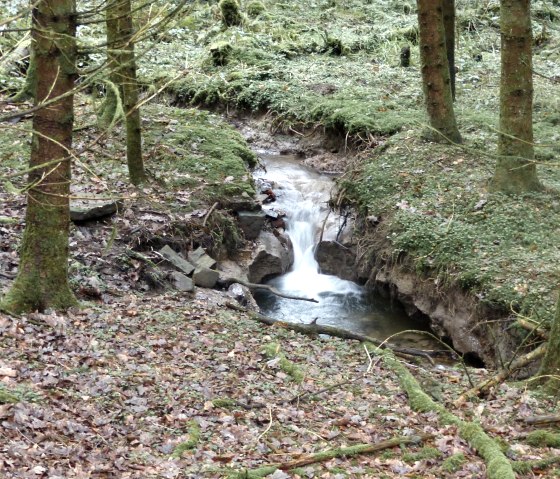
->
222, 278, 318, 303
256, 406, 273, 443
455, 342, 547, 405
202, 202, 219, 227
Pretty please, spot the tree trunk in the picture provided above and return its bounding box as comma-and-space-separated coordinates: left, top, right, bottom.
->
2, 0, 78, 314
105, 0, 145, 186
490, 0, 541, 193
538, 295, 560, 394
417, 0, 461, 143
442, 0, 456, 100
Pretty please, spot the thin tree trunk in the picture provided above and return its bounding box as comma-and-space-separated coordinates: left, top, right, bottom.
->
417, 0, 461, 143
442, 0, 456, 100
538, 295, 560, 394
490, 0, 541, 193
105, 0, 145, 186
2, 0, 77, 314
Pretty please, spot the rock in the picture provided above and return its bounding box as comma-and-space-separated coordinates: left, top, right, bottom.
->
248, 231, 294, 283
159, 245, 195, 275
315, 240, 356, 281
169, 272, 194, 292
217, 259, 248, 283
193, 267, 219, 288
70, 197, 121, 222
223, 192, 261, 212
237, 210, 267, 240
188, 247, 216, 270
228, 283, 259, 311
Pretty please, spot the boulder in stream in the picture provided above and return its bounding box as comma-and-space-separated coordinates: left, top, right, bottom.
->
315, 240, 357, 281
248, 231, 294, 283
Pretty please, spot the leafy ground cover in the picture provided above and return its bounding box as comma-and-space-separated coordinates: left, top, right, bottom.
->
1, 290, 560, 478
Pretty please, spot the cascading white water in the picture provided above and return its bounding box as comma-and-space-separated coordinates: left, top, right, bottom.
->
254, 154, 437, 347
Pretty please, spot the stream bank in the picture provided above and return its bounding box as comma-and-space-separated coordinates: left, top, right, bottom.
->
234, 117, 522, 368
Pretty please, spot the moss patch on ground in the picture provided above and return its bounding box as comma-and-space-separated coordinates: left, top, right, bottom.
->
340, 132, 560, 323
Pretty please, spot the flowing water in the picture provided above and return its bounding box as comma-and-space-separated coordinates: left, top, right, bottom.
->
254, 154, 438, 350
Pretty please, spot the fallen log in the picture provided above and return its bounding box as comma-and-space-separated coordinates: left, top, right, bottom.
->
520, 415, 560, 426
229, 433, 433, 478
515, 318, 549, 340
455, 342, 547, 405
225, 301, 451, 362
222, 277, 319, 303
383, 351, 516, 479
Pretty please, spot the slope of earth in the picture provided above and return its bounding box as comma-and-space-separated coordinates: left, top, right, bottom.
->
1, 291, 560, 478
128, 0, 560, 332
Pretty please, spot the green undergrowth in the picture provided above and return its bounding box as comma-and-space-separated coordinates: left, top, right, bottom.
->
341, 130, 560, 323
142, 104, 256, 205
131, 0, 560, 141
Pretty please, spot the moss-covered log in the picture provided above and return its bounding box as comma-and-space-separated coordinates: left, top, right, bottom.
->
2, 0, 78, 314
383, 352, 516, 479
230, 433, 432, 478
538, 294, 560, 394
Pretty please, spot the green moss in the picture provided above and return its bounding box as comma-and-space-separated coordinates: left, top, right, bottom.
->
246, 1, 266, 17
526, 430, 560, 448
219, 0, 243, 27
263, 342, 304, 383
145, 107, 256, 204
402, 446, 442, 463
212, 398, 238, 408
171, 420, 201, 458
442, 453, 466, 473
0, 384, 42, 404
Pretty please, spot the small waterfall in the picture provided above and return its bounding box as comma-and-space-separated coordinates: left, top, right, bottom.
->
254, 154, 436, 347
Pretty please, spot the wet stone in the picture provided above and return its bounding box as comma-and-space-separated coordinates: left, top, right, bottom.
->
237, 210, 267, 240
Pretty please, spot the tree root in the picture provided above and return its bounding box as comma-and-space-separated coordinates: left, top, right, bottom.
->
229, 433, 433, 478
382, 351, 515, 479
225, 302, 450, 362
455, 343, 547, 405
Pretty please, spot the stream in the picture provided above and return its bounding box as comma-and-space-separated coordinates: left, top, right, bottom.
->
253, 154, 439, 350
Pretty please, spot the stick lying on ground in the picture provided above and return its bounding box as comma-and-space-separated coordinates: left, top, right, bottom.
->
229, 433, 433, 478
225, 301, 451, 362
455, 342, 547, 405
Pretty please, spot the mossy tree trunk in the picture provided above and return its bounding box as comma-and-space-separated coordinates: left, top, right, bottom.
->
417, 0, 461, 143
442, 0, 456, 100
10, 41, 37, 102
538, 295, 560, 394
2, 0, 78, 314
105, 0, 145, 185
490, 0, 541, 193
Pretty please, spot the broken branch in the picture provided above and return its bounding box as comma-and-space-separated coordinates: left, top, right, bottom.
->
223, 278, 318, 303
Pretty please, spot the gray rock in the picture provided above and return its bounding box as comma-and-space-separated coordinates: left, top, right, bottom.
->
315, 240, 356, 281
228, 283, 259, 311
188, 247, 216, 270
159, 245, 195, 275
248, 231, 294, 283
70, 198, 121, 222
237, 210, 267, 240
169, 272, 194, 292
193, 267, 219, 288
